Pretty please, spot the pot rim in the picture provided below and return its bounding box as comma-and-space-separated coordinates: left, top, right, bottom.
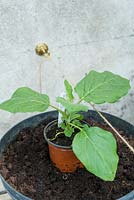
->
44, 119, 72, 149
44, 119, 89, 150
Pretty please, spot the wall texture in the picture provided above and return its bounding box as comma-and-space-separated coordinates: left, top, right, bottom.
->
0, 0, 134, 138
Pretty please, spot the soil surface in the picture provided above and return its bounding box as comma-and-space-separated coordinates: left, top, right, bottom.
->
0, 118, 134, 200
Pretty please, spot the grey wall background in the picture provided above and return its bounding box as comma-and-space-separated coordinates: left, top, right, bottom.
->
0, 0, 134, 138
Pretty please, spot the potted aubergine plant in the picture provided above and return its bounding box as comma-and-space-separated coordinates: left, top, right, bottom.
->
0, 44, 134, 199
0, 70, 134, 199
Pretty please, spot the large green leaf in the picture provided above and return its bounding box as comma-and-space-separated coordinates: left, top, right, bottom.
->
75, 71, 130, 104
72, 125, 119, 181
64, 80, 74, 101
56, 97, 88, 113
0, 87, 50, 113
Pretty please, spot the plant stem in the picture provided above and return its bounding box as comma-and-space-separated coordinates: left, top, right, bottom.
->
89, 102, 134, 154
68, 122, 83, 131
39, 62, 43, 93
49, 131, 64, 141
49, 104, 65, 115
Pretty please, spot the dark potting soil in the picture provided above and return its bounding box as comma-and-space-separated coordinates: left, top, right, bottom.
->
0, 118, 134, 200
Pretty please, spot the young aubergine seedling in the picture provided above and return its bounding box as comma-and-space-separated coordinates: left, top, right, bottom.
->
0, 70, 132, 181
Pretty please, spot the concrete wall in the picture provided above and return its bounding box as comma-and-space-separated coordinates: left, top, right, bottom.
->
0, 0, 134, 138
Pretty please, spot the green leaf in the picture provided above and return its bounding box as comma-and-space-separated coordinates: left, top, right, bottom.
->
75, 70, 130, 104
64, 126, 74, 137
64, 80, 74, 101
69, 113, 83, 121
0, 87, 50, 113
60, 122, 66, 129
72, 125, 119, 181
56, 97, 88, 113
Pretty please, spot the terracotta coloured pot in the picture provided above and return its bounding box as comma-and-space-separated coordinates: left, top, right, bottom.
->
44, 120, 83, 172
